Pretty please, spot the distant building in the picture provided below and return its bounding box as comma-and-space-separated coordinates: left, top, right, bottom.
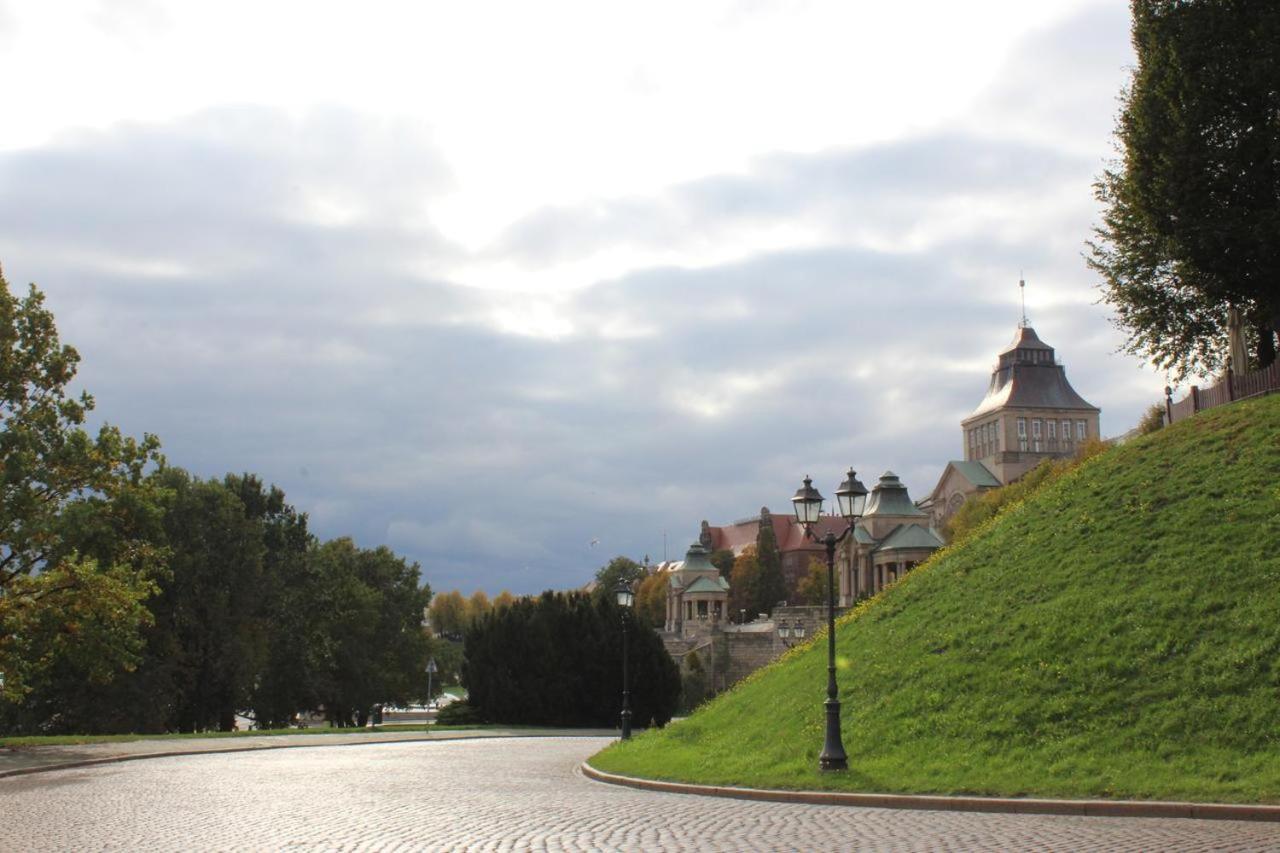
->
699, 507, 847, 595
838, 471, 943, 604
920, 324, 1100, 529
663, 542, 730, 636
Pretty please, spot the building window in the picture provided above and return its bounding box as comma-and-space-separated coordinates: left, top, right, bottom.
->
969, 429, 976, 448
1017, 418, 1027, 451
1062, 420, 1071, 443
1076, 420, 1086, 440
993, 421, 1000, 450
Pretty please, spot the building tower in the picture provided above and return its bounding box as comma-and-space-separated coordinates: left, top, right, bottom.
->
921, 308, 1102, 529
961, 325, 1100, 484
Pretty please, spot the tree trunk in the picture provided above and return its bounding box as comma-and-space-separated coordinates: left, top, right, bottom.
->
1257, 322, 1277, 370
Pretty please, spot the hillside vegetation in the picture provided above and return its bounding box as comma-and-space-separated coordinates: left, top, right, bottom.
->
592, 394, 1280, 803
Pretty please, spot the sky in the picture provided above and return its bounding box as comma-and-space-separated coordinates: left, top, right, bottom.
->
0, 0, 1156, 595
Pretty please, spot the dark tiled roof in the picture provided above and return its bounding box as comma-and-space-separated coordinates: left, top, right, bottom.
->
969, 326, 1098, 419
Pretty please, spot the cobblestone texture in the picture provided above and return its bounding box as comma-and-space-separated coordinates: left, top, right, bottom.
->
2, 737, 1278, 851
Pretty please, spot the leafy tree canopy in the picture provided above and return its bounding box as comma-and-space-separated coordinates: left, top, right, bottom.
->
593, 555, 646, 602
1089, 0, 1280, 379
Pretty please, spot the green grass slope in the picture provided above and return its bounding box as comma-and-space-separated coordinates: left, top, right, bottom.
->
593, 394, 1280, 803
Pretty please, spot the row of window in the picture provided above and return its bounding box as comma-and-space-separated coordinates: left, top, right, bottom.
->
967, 419, 1001, 456
970, 418, 1089, 455
1017, 417, 1086, 451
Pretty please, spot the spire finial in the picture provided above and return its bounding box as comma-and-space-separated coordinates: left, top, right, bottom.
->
1018, 274, 1028, 328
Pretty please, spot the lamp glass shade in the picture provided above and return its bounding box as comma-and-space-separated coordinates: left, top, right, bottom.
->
615, 583, 635, 609
791, 476, 824, 526
794, 620, 806, 638
778, 623, 791, 639
835, 467, 868, 520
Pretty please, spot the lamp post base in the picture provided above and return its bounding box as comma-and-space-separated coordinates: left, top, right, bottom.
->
818, 698, 848, 772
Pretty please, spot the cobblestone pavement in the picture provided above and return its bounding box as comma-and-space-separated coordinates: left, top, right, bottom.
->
2, 737, 1279, 852
0, 728, 611, 775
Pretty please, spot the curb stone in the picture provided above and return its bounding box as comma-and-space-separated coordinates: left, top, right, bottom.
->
580, 762, 1280, 823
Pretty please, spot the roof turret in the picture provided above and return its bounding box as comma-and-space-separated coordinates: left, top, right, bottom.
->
862, 471, 927, 518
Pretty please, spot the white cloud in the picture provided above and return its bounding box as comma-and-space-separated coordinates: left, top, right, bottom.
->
0, 2, 1157, 595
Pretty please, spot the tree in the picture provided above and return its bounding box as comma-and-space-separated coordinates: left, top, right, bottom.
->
229, 474, 319, 730
0, 557, 156, 731
795, 557, 828, 606
311, 538, 431, 726
635, 570, 668, 627
462, 591, 680, 727
754, 520, 788, 613
1088, 0, 1280, 380
428, 590, 468, 640
592, 555, 645, 602
492, 590, 516, 610
0, 272, 162, 732
708, 549, 735, 579
153, 469, 270, 732
467, 589, 491, 627
728, 546, 762, 620
0, 272, 160, 601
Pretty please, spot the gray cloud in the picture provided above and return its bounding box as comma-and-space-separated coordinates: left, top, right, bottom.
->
0, 5, 1151, 595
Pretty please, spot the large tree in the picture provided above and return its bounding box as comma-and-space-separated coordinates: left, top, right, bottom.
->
592, 555, 646, 603
754, 520, 788, 613
1088, 0, 1280, 380
0, 271, 161, 721
0, 272, 160, 598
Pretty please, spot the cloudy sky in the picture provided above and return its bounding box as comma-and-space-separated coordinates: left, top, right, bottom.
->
0, 0, 1156, 594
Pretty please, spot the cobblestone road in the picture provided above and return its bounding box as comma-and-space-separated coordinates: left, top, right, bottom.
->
2, 737, 1279, 851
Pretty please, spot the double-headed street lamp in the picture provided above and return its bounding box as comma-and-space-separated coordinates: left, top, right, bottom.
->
616, 580, 635, 740
791, 467, 868, 773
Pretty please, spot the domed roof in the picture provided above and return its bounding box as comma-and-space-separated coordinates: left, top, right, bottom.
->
862, 471, 927, 518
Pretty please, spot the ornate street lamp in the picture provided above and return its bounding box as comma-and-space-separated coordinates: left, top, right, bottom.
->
791, 467, 867, 772
778, 621, 791, 640
793, 619, 806, 640
616, 580, 635, 740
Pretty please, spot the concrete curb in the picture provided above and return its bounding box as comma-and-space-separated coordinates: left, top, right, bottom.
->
0, 731, 610, 780
580, 762, 1280, 823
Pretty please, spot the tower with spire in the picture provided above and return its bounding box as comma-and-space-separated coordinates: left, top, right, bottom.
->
921, 281, 1101, 527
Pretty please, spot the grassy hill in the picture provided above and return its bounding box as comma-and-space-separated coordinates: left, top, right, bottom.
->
592, 393, 1280, 803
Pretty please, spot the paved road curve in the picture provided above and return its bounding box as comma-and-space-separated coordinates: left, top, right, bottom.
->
2, 737, 1278, 851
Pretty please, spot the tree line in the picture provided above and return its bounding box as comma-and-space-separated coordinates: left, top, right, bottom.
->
0, 273, 434, 734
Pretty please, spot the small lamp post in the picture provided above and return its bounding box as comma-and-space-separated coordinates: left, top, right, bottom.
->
791, 467, 867, 773
793, 619, 806, 640
616, 580, 636, 740
426, 657, 438, 709
778, 621, 791, 640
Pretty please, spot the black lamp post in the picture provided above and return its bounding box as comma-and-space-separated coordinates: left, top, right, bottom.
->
616, 580, 635, 740
791, 467, 868, 773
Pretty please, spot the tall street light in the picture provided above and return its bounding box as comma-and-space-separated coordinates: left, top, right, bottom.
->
616, 580, 636, 740
791, 467, 868, 773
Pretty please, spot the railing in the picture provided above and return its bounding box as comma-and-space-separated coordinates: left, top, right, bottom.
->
1165, 358, 1280, 425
